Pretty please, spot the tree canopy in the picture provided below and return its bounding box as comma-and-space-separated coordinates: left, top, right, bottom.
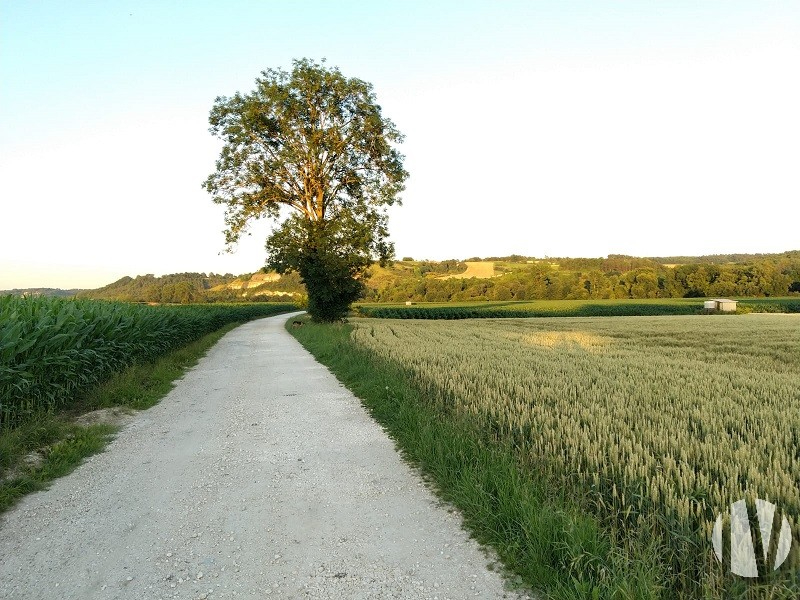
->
203, 58, 407, 320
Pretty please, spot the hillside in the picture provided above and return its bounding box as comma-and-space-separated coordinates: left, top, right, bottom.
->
78, 271, 305, 304
649, 250, 800, 265
363, 251, 800, 302
0, 288, 83, 298
440, 261, 496, 279
44, 249, 800, 305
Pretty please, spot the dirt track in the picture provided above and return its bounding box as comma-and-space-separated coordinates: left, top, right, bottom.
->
0, 313, 527, 599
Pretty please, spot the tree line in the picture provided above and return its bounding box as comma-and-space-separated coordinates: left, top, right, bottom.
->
78, 272, 302, 304
365, 254, 800, 303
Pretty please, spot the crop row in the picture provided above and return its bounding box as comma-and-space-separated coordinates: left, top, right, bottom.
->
357, 298, 800, 319
350, 314, 800, 596
0, 296, 296, 428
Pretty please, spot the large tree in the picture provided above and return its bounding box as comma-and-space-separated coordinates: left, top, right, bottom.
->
203, 58, 407, 321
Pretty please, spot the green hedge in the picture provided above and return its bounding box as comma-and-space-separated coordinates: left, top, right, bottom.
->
357, 302, 698, 319
357, 298, 800, 319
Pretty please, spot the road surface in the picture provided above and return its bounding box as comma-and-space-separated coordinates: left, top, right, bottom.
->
0, 313, 527, 600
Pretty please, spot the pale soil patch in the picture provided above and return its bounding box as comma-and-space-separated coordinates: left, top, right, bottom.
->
209, 271, 281, 292
442, 261, 496, 279
73, 406, 136, 428
2, 408, 136, 484
1, 451, 46, 483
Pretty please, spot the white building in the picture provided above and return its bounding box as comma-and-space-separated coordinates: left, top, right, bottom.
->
705, 299, 738, 312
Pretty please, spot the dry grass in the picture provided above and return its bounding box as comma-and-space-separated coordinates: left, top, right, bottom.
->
441, 261, 496, 279
517, 330, 611, 351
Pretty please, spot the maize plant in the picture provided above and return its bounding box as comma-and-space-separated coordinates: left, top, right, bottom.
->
0, 296, 295, 429
356, 298, 800, 319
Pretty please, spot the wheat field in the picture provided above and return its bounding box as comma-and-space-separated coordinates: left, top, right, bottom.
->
349, 314, 800, 590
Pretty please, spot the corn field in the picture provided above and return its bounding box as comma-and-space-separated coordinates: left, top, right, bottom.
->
356, 298, 800, 319
0, 296, 295, 429
350, 314, 800, 595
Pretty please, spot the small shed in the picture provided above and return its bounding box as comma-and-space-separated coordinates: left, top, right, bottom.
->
707, 298, 738, 312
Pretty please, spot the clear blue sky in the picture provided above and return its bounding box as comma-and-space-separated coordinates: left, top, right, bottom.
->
1, 1, 798, 288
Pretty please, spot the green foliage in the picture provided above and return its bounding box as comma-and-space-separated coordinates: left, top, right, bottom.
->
358, 298, 800, 319
413, 259, 467, 276
357, 299, 700, 319
0, 296, 296, 429
0, 288, 81, 298
78, 272, 232, 303
203, 58, 407, 322
267, 213, 386, 322
362, 252, 800, 303
0, 421, 114, 512
651, 250, 800, 265
0, 415, 70, 476
76, 271, 304, 303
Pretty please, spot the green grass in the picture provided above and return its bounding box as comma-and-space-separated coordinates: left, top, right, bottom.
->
355, 298, 800, 319
288, 317, 665, 599
0, 320, 253, 514
0, 417, 117, 512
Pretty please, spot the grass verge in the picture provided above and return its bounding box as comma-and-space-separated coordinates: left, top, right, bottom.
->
288, 317, 664, 599
74, 322, 241, 412
0, 321, 241, 514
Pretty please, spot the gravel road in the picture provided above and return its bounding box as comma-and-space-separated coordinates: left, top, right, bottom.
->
0, 313, 529, 599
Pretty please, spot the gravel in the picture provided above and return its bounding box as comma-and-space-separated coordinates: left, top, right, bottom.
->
0, 313, 531, 599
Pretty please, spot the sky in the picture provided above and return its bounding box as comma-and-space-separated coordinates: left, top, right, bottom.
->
1, 1, 798, 289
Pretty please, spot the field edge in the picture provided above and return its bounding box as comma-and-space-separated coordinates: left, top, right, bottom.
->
0, 318, 258, 514
287, 316, 666, 599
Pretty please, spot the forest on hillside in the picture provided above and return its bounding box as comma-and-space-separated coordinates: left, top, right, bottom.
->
365, 252, 800, 302
77, 272, 302, 304
62, 252, 800, 305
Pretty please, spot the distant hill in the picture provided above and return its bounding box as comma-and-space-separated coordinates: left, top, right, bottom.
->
78, 271, 305, 303
440, 261, 496, 279
9, 249, 798, 305
0, 288, 83, 298
648, 250, 800, 265
363, 251, 800, 302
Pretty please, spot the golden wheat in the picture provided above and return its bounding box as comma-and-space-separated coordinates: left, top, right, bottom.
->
350, 314, 800, 574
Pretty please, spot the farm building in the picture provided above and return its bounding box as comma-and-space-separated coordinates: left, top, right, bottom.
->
704, 299, 738, 312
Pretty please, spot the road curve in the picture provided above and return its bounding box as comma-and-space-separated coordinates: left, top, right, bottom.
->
0, 313, 527, 599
